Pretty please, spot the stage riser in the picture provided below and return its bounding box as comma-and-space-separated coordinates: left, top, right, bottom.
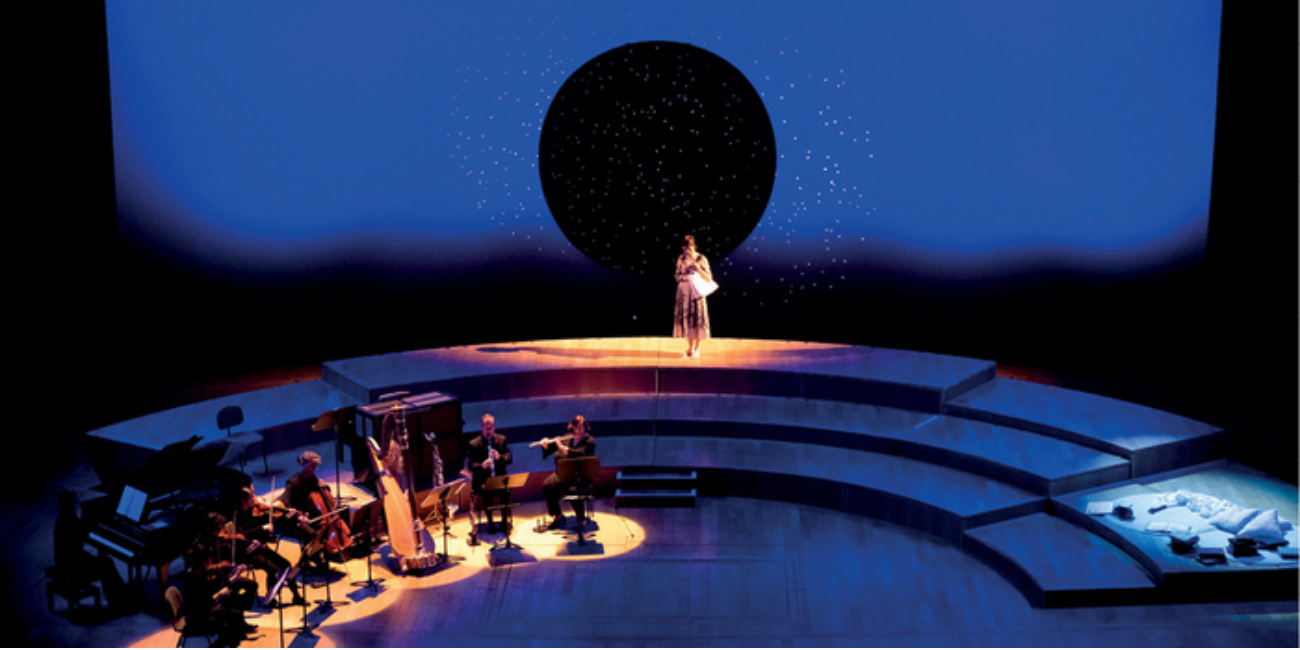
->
320, 339, 1000, 415
475, 413, 1130, 500
656, 420, 897, 455
965, 513, 1165, 608
1129, 435, 1229, 478
657, 368, 946, 413
943, 377, 1226, 479
1050, 499, 1166, 583
334, 369, 962, 415
943, 406, 1130, 458
1159, 572, 1300, 604
966, 524, 1298, 608
359, 368, 659, 405
489, 432, 1046, 545
489, 433, 1050, 544
961, 533, 1049, 607
692, 468, 969, 544
941, 406, 1226, 479
966, 526, 1176, 608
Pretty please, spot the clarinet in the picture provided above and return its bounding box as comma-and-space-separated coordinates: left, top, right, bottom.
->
432, 433, 445, 489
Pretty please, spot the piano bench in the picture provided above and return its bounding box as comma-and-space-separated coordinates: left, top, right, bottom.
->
44, 566, 101, 613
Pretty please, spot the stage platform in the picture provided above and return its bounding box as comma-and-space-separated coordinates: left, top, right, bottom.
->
83, 337, 1294, 609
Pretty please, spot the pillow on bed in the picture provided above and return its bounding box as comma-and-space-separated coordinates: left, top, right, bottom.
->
1208, 505, 1261, 533
1237, 509, 1288, 546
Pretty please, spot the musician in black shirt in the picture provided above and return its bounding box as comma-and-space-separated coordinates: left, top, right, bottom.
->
181, 513, 258, 645
279, 452, 324, 514
278, 450, 355, 563
538, 415, 597, 530
230, 486, 304, 606
276, 451, 325, 541
465, 413, 513, 533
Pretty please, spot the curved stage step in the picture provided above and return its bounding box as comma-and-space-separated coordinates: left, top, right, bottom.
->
945, 377, 1226, 477
964, 513, 1157, 607
81, 337, 1288, 607
321, 337, 997, 412
460, 393, 1131, 497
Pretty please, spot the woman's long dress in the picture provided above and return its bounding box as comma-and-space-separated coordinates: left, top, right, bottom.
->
673, 253, 711, 340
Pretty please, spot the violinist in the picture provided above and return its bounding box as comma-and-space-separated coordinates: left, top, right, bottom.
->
231, 486, 304, 606
182, 512, 258, 645
280, 451, 354, 563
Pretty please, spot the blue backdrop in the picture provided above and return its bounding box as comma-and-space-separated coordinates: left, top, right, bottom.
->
108, 1, 1220, 296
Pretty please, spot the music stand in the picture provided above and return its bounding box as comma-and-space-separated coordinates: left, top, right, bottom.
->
484, 473, 528, 552
265, 560, 300, 647
557, 457, 601, 545
279, 536, 321, 636
420, 480, 468, 562
312, 406, 358, 504
306, 522, 350, 611
348, 528, 385, 592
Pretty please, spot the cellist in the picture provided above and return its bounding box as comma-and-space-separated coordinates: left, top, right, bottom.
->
279, 451, 354, 563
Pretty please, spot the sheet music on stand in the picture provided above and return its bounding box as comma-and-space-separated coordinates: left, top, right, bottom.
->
420, 479, 467, 511
116, 485, 149, 523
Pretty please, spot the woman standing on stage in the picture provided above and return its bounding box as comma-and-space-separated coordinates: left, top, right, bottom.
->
674, 234, 713, 358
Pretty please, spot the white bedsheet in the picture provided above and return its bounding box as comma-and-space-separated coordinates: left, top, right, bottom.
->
1092, 491, 1298, 567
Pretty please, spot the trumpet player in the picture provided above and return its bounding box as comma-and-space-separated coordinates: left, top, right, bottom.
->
466, 413, 512, 533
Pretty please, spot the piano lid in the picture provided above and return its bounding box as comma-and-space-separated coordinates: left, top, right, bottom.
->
127, 435, 228, 486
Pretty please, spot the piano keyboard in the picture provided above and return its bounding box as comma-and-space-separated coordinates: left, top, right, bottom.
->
88, 531, 134, 559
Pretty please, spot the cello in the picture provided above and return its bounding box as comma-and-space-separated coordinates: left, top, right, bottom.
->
305, 483, 352, 556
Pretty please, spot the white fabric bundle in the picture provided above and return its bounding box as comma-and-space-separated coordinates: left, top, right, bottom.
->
688, 272, 719, 299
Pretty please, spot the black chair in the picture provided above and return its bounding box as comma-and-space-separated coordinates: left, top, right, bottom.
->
165, 586, 219, 648
557, 456, 600, 543
216, 405, 268, 474
44, 565, 100, 613
484, 473, 528, 551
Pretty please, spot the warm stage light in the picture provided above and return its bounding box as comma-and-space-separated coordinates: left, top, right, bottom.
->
131, 499, 645, 647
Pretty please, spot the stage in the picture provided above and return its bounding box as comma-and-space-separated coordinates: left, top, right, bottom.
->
24, 337, 1299, 646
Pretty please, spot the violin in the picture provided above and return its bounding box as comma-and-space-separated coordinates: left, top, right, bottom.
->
249, 495, 301, 520
202, 531, 256, 586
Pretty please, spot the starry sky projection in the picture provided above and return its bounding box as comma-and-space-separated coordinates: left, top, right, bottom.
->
540, 41, 776, 276
106, 1, 1222, 311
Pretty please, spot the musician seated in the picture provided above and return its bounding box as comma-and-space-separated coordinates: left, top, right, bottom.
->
182, 513, 258, 645
230, 486, 304, 607
465, 413, 512, 533
538, 415, 597, 530
54, 491, 127, 610
278, 451, 355, 564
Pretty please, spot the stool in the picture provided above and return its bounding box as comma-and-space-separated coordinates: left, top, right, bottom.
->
557, 457, 600, 545
45, 566, 101, 613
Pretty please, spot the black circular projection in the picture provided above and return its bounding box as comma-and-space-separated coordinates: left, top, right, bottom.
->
539, 41, 777, 277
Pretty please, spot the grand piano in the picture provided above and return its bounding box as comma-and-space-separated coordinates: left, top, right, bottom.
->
82, 435, 251, 600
